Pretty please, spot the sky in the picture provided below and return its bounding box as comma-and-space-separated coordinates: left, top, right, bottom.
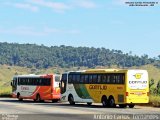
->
0, 0, 160, 58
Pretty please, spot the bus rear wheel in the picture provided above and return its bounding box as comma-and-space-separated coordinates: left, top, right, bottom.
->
108, 97, 116, 108
68, 95, 75, 105
87, 102, 92, 106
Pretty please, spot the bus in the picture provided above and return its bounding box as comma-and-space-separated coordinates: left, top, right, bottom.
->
60, 69, 149, 108
11, 74, 60, 102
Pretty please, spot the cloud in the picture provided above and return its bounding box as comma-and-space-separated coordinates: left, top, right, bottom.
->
0, 27, 45, 36
4, 2, 39, 12
14, 3, 39, 12
0, 26, 80, 36
3, 0, 97, 13
29, 0, 70, 13
44, 27, 80, 34
73, 0, 97, 8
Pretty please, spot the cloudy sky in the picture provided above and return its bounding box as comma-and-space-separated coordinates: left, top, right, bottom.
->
0, 0, 160, 58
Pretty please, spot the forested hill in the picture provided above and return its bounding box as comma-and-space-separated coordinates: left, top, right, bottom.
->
0, 42, 159, 68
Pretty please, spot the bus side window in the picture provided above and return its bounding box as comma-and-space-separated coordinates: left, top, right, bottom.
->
18, 78, 20, 85
111, 74, 115, 84
76, 75, 80, 83
89, 75, 93, 84
20, 78, 23, 85
102, 75, 107, 84
84, 75, 89, 84
93, 75, 97, 84
97, 74, 102, 84
120, 74, 125, 84
106, 75, 110, 84
72, 75, 76, 83
68, 75, 72, 83
80, 75, 84, 84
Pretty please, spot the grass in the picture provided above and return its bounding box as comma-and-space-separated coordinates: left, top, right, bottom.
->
149, 95, 160, 107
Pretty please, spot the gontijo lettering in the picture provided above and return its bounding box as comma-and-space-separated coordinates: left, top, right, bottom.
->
89, 85, 107, 90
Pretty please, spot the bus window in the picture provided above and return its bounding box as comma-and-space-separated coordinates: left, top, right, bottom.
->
101, 75, 106, 83
106, 75, 110, 84
68, 74, 72, 83
80, 75, 84, 83
93, 75, 97, 83
89, 75, 93, 83
72, 75, 76, 83
112, 75, 116, 84
55, 75, 61, 82
97, 74, 102, 83
84, 75, 89, 84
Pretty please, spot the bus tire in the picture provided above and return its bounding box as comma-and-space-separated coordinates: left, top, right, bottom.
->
101, 96, 108, 107
17, 93, 23, 101
128, 104, 135, 108
108, 96, 116, 108
68, 95, 75, 105
119, 104, 127, 108
36, 94, 41, 102
87, 102, 92, 106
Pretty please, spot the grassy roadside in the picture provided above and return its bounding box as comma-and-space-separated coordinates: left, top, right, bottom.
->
149, 95, 160, 107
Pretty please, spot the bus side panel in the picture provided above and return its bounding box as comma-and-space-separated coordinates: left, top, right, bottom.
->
85, 84, 126, 103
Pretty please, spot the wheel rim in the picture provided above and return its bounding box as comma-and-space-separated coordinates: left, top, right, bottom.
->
110, 98, 115, 107
102, 100, 106, 106
102, 97, 107, 107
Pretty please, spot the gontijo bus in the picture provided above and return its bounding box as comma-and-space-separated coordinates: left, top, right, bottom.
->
11, 74, 60, 102
60, 69, 149, 108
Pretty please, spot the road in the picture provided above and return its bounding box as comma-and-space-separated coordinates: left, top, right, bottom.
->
0, 98, 160, 120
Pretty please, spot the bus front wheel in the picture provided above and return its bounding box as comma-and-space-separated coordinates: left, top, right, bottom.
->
102, 96, 108, 107
35, 94, 41, 102
17, 93, 23, 101
68, 95, 75, 105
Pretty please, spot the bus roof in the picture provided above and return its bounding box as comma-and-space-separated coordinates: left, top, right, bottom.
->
85, 69, 126, 73
67, 69, 147, 74
13, 74, 54, 78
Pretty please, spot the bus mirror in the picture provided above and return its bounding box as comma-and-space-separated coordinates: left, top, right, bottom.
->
59, 83, 61, 88
11, 82, 13, 86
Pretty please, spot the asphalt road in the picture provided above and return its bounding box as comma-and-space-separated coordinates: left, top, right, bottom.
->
0, 98, 160, 120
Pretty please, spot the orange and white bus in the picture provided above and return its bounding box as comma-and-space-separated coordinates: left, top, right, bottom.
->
60, 69, 149, 108
11, 74, 60, 102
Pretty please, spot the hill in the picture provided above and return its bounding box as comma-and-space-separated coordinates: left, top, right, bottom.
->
0, 42, 159, 69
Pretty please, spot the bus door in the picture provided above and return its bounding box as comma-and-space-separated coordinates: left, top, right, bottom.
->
60, 74, 67, 94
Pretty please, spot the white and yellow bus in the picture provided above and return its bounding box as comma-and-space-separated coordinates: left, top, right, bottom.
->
60, 69, 149, 108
